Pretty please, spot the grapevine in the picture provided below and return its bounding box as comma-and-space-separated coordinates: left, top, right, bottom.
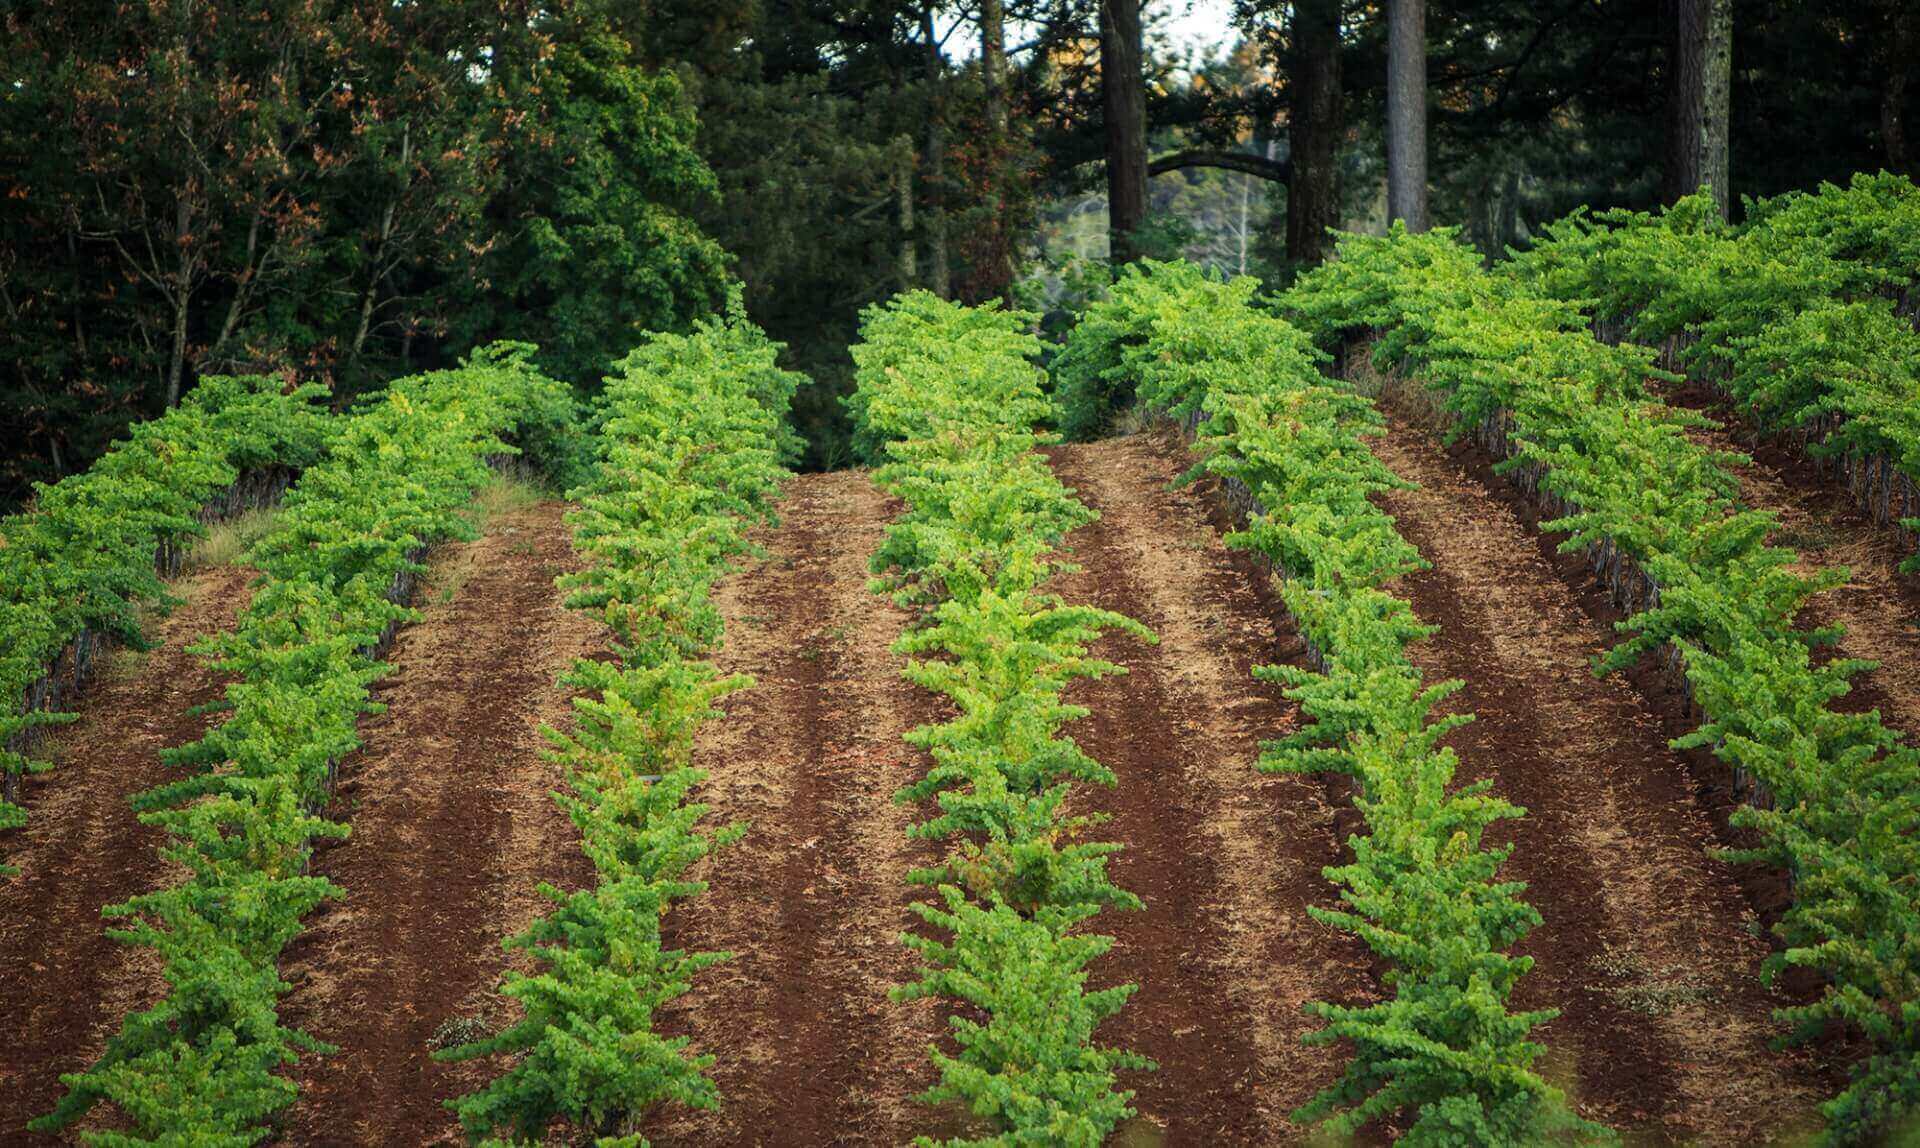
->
1286, 228, 1920, 1145
850, 291, 1157, 1145
434, 303, 803, 1145
1060, 260, 1603, 1146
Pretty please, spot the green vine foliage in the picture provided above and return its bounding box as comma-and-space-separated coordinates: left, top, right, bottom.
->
1063, 260, 1600, 1147
1509, 173, 1920, 563
850, 291, 1156, 1145
0, 376, 333, 867
1288, 226, 1920, 1146
32, 343, 578, 1146
434, 309, 801, 1146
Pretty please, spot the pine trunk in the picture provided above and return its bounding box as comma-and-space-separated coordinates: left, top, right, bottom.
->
920, 4, 952, 299
1664, 0, 1732, 216
1286, 0, 1343, 265
1882, 5, 1915, 176
1102, 0, 1148, 264
1385, 0, 1429, 232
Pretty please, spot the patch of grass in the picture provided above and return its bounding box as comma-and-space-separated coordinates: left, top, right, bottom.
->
97, 644, 150, 681
1611, 981, 1718, 1016
187, 507, 282, 571
468, 474, 545, 524
432, 563, 475, 605
1586, 943, 1716, 1016
1105, 403, 1155, 438
1772, 520, 1841, 552
428, 1005, 503, 1052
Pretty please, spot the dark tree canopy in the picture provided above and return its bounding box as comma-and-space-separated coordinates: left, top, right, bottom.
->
2, 0, 1914, 493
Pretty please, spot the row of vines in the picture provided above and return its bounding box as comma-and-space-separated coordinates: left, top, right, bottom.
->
1057, 260, 1605, 1144
1513, 173, 1920, 551
430, 308, 804, 1145
848, 291, 1158, 1144
30, 345, 580, 1144
1282, 229, 1920, 1144
0, 376, 332, 869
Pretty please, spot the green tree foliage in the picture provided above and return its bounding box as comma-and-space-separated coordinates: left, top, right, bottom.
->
1060, 259, 1602, 1145
447, 4, 731, 387
849, 291, 1155, 1143
1286, 225, 1920, 1145
32, 345, 578, 1145
0, 0, 729, 504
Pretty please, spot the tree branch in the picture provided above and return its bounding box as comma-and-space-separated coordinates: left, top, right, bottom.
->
1148, 149, 1291, 183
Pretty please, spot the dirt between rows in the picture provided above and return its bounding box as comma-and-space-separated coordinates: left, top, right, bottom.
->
0, 566, 255, 1141
1045, 435, 1373, 1143
1364, 407, 1841, 1143
277, 499, 601, 1146
640, 470, 947, 1147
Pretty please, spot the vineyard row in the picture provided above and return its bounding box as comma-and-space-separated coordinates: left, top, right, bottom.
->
430, 307, 807, 1143
849, 291, 1159, 1144
1, 376, 332, 870
1285, 229, 1920, 1143
31, 346, 580, 1143
1058, 261, 1604, 1144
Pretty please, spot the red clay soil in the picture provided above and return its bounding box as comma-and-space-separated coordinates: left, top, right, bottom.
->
277, 499, 601, 1146
1656, 378, 1920, 739
1045, 434, 1375, 1144
1366, 408, 1839, 1144
641, 470, 948, 1147
0, 566, 256, 1142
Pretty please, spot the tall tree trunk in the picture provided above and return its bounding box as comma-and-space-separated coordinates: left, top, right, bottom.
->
1102, 0, 1147, 263
1466, 176, 1494, 262
1497, 166, 1521, 251
978, 0, 1015, 299
981, 0, 1007, 135
1663, 0, 1732, 216
165, 196, 192, 408
895, 136, 918, 290
920, 4, 952, 298
1881, 3, 1915, 176
164, 5, 195, 408
351, 119, 412, 365
1287, 0, 1343, 264
1236, 168, 1252, 275
1385, 0, 1429, 231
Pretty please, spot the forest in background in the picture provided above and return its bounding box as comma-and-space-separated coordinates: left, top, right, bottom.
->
2, 0, 1914, 496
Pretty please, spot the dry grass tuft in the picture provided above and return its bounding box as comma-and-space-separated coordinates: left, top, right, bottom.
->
187, 507, 281, 571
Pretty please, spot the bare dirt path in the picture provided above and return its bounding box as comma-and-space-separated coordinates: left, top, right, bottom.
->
1658, 379, 1920, 739
1045, 432, 1373, 1144
278, 499, 601, 1146
1367, 408, 1836, 1144
0, 567, 254, 1140
644, 470, 945, 1147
